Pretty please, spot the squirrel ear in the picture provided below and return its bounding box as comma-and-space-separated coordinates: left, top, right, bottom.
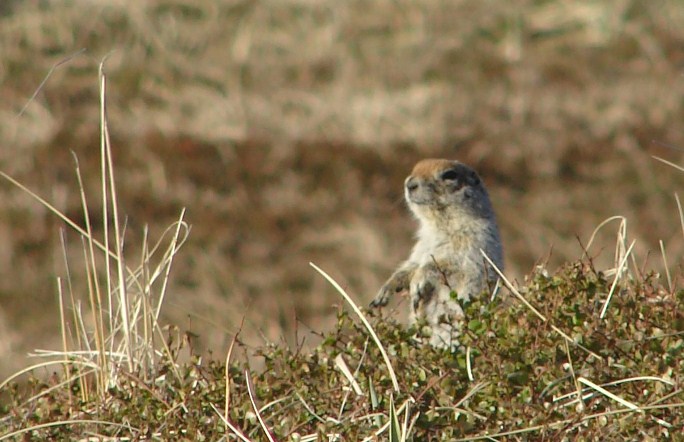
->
468, 171, 481, 186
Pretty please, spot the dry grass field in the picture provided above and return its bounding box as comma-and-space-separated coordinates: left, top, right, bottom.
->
1, 0, 684, 383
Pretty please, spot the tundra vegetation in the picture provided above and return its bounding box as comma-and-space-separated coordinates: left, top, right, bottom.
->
1, 1, 683, 439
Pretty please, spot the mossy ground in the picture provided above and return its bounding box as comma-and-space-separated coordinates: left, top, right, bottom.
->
2, 261, 682, 440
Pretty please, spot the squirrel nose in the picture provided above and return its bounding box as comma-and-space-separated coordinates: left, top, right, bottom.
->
405, 177, 419, 192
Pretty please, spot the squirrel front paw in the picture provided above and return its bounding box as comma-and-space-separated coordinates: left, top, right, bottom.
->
370, 269, 412, 308
409, 263, 446, 312
412, 278, 436, 308
370, 284, 393, 308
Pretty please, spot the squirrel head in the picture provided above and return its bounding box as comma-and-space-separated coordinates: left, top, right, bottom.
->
404, 159, 494, 230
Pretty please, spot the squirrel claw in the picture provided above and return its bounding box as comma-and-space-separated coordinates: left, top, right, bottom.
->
370, 286, 391, 308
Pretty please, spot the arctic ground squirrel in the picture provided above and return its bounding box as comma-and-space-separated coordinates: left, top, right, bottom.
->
370, 159, 504, 349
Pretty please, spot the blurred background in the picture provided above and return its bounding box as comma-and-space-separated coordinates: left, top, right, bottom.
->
1, 0, 684, 378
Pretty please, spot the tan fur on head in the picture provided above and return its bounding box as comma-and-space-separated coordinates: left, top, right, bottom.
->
410, 159, 456, 178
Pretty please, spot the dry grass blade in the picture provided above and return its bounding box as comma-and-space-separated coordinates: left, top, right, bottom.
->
0, 161, 147, 346
338, 337, 370, 420
96, 76, 116, 375
0, 419, 138, 441
310, 262, 400, 392
72, 152, 108, 394
556, 374, 678, 410
98, 63, 133, 372
605, 376, 675, 388
584, 216, 637, 279
401, 399, 413, 442
245, 369, 277, 442
599, 239, 635, 319
453, 423, 549, 441
56, 278, 71, 402
334, 353, 363, 396
584, 215, 627, 253
295, 392, 327, 424
0, 366, 97, 416
465, 346, 474, 382
223, 319, 243, 424
676, 192, 684, 245
659, 239, 673, 293
454, 402, 684, 441
154, 209, 187, 320
139, 226, 153, 377
0, 172, 121, 264
60, 228, 88, 399
16, 48, 85, 117
210, 404, 252, 442
0, 360, 93, 394
653, 155, 684, 173
563, 338, 584, 411
453, 381, 489, 409
16, 369, 96, 410
577, 377, 641, 411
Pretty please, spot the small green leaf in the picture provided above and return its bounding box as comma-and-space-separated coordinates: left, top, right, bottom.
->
468, 319, 486, 335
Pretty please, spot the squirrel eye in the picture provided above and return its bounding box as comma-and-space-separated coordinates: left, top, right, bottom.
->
440, 169, 460, 181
